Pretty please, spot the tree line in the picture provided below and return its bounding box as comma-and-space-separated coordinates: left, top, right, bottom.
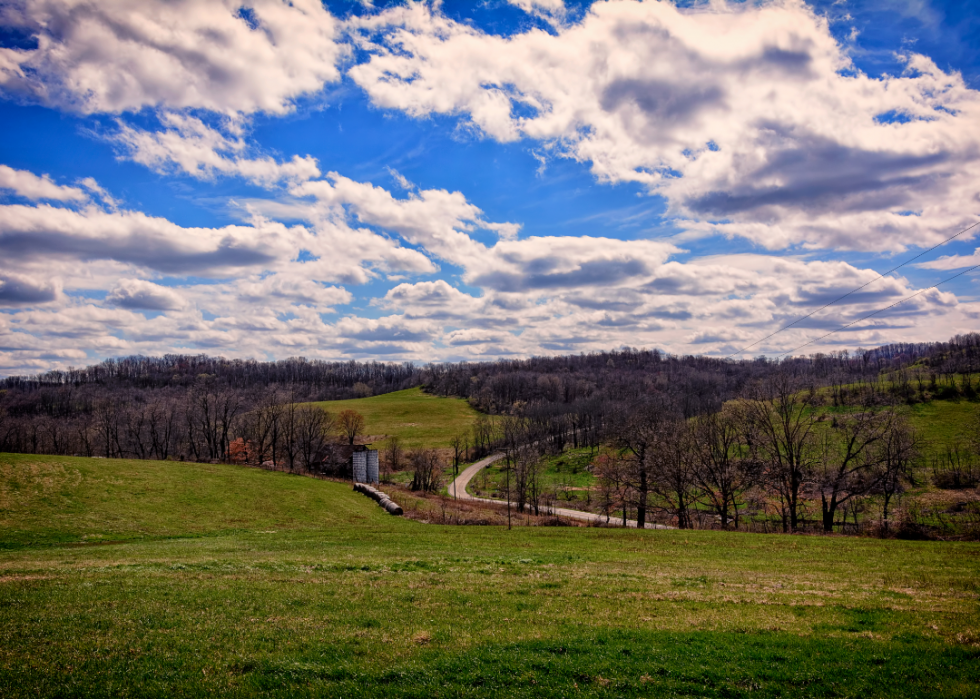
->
1, 333, 978, 538
460, 367, 971, 536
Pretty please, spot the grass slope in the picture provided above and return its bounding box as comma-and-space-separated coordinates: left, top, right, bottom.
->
1, 453, 979, 697
0, 453, 377, 550
308, 387, 483, 449
906, 399, 978, 459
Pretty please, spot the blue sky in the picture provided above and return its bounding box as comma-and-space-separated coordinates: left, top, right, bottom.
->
0, 0, 978, 375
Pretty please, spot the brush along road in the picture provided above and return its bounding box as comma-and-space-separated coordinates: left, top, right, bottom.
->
449, 453, 671, 529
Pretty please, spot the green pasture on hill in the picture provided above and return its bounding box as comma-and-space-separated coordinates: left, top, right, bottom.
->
2, 452, 980, 697
307, 387, 484, 449
905, 399, 978, 459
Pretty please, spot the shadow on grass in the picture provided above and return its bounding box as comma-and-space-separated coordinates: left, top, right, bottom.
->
4, 628, 978, 697
245, 630, 976, 698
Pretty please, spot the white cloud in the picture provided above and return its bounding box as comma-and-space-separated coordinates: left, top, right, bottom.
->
916, 247, 980, 270
507, 0, 567, 28
77, 177, 119, 209
350, 0, 980, 253
0, 270, 60, 306
0, 176, 437, 284
0, 202, 304, 276
291, 173, 676, 294
386, 167, 414, 191
113, 114, 321, 186
1, 241, 976, 374
292, 174, 494, 264
0, 164, 86, 201
233, 274, 352, 309
0, 0, 345, 115
106, 279, 186, 311
465, 235, 678, 292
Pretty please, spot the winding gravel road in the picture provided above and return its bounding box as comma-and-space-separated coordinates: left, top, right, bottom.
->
448, 453, 670, 529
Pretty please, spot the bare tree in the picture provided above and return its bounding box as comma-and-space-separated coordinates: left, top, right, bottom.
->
94, 397, 121, 459
123, 399, 151, 460
609, 398, 676, 529
876, 418, 919, 534
148, 398, 180, 460
75, 418, 95, 457
509, 443, 542, 515
263, 393, 287, 469
381, 435, 403, 483
235, 392, 282, 468
472, 415, 496, 458
520, 445, 544, 515
44, 415, 71, 456
593, 454, 632, 526
647, 418, 697, 529
409, 448, 442, 493
690, 405, 758, 529
743, 372, 820, 532
816, 407, 895, 533
449, 431, 468, 499
338, 409, 366, 446
295, 406, 333, 472
280, 398, 299, 472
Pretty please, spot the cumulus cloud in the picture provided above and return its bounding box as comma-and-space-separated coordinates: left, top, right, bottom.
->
0, 271, 60, 306
0, 0, 345, 115
0, 203, 286, 275
0, 184, 436, 283
1, 0, 977, 372
1, 243, 976, 374
106, 279, 186, 311
234, 275, 352, 309
292, 174, 495, 263
335, 315, 435, 344
466, 236, 678, 292
292, 174, 677, 294
0, 164, 86, 201
349, 0, 980, 252
380, 280, 482, 315
113, 114, 321, 186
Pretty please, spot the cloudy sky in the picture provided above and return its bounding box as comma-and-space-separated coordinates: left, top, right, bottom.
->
0, 0, 978, 375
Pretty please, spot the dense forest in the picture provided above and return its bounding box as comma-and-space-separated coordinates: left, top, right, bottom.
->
1, 334, 978, 537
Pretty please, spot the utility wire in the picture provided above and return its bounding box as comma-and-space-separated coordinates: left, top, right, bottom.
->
726, 220, 980, 358
776, 262, 980, 359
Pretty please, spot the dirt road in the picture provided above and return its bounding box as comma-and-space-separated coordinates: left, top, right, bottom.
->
448, 453, 670, 529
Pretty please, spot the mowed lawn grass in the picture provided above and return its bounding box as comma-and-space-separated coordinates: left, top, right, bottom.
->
307, 387, 485, 449
1, 454, 979, 698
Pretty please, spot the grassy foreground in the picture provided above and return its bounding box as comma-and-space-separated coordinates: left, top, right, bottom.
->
1, 453, 979, 697
308, 387, 483, 449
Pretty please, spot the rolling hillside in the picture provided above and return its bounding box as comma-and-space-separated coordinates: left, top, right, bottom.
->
1, 453, 978, 697
308, 386, 486, 448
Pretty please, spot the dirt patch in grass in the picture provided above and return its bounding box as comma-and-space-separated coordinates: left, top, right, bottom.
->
378, 483, 586, 527
0, 574, 54, 583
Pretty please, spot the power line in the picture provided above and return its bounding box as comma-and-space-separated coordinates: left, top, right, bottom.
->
726, 220, 980, 358
776, 262, 980, 359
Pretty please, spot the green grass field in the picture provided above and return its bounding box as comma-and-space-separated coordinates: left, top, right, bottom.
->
307, 387, 485, 449
2, 452, 979, 697
906, 399, 978, 459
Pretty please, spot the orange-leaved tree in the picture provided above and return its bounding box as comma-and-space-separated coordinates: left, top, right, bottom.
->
338, 409, 366, 446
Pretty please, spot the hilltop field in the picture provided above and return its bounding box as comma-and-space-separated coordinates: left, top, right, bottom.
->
1, 451, 979, 698
308, 387, 485, 449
